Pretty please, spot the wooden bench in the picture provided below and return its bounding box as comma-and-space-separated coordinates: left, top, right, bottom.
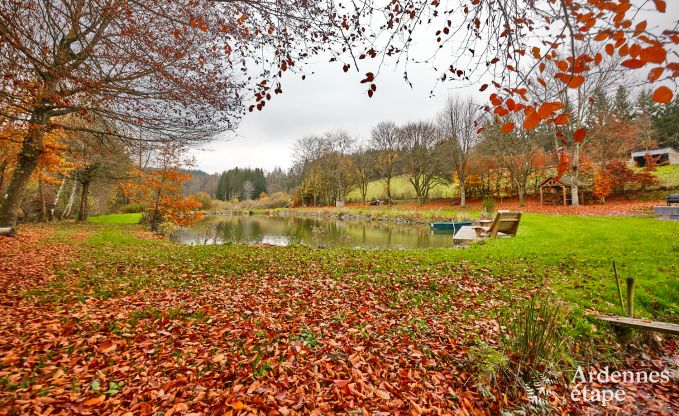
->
0, 227, 16, 237
598, 316, 679, 336
454, 211, 522, 242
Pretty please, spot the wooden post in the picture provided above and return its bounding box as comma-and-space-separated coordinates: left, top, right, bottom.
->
562, 186, 567, 205
626, 278, 635, 318
539, 187, 544, 206
612, 261, 625, 315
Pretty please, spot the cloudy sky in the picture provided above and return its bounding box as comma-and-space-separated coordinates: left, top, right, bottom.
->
190, 2, 677, 174
191, 58, 478, 173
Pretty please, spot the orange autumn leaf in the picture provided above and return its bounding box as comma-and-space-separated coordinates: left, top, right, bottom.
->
593, 32, 609, 41
99, 340, 116, 353
605, 44, 614, 56
629, 43, 641, 58
652, 86, 673, 103
653, 0, 666, 13
566, 75, 584, 88
84, 395, 106, 406
574, 128, 587, 143
634, 21, 647, 34
553, 113, 570, 126
555, 60, 569, 71
531, 47, 540, 59
537, 102, 564, 119
621, 59, 645, 69
640, 46, 666, 64
501, 122, 515, 133
494, 106, 509, 116
523, 111, 540, 130
229, 401, 248, 410
648, 67, 664, 82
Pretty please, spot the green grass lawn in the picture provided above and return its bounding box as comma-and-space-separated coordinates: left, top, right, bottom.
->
37, 212, 679, 322
650, 164, 679, 188
87, 212, 142, 224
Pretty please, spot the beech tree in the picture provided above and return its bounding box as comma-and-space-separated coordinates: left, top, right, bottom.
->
438, 97, 482, 207
398, 122, 448, 204
0, 0, 341, 228
370, 121, 400, 204
481, 121, 548, 206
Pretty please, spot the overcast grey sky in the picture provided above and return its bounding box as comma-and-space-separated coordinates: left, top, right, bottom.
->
190, 2, 677, 174
191, 58, 479, 173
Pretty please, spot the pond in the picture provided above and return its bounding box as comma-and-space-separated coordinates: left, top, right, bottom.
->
172, 214, 459, 249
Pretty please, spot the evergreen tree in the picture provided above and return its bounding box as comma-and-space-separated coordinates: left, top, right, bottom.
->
613, 85, 633, 120
653, 97, 679, 149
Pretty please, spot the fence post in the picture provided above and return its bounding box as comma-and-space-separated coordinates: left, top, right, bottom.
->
626, 277, 635, 318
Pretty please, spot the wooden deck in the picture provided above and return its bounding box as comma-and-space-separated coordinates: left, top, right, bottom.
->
452, 226, 513, 243
598, 315, 679, 336
452, 226, 482, 242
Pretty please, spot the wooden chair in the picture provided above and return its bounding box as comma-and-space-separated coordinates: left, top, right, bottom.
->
453, 211, 522, 242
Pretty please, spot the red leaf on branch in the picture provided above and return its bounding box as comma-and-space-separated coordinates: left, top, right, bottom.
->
621, 59, 645, 69
648, 67, 664, 82
500, 122, 515, 133
574, 128, 587, 143
523, 112, 540, 130
652, 86, 673, 103
653, 0, 666, 13
639, 46, 666, 64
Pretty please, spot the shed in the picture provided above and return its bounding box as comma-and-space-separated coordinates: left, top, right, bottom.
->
630, 147, 678, 167
538, 176, 588, 206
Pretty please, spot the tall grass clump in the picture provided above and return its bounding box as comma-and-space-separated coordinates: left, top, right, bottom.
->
481, 196, 495, 215
469, 297, 573, 412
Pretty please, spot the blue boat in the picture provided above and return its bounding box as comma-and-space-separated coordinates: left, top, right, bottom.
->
430, 221, 472, 234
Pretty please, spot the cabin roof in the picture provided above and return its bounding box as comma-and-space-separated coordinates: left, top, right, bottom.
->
538, 175, 588, 188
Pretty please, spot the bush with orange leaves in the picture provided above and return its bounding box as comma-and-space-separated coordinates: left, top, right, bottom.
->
128, 165, 203, 232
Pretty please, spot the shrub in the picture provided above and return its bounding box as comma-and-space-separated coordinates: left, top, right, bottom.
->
157, 221, 179, 237
193, 192, 213, 210
120, 202, 144, 213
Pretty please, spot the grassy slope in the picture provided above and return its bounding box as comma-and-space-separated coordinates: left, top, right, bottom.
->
346, 164, 679, 203
346, 175, 456, 202
650, 164, 679, 188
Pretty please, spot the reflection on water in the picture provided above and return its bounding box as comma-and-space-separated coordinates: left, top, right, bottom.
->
172, 215, 457, 249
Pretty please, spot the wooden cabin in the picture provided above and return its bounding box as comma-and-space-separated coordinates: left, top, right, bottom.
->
538, 176, 588, 206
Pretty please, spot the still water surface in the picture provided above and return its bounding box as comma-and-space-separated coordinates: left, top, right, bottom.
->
173, 215, 457, 249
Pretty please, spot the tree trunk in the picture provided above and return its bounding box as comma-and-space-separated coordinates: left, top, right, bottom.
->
385, 176, 392, 205
49, 178, 66, 221
459, 173, 466, 207
517, 185, 526, 207
0, 112, 47, 227
38, 175, 47, 222
77, 180, 91, 221
61, 180, 78, 220
570, 143, 581, 206
0, 160, 7, 195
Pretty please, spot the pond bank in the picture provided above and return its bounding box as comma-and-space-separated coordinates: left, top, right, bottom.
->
205, 207, 471, 225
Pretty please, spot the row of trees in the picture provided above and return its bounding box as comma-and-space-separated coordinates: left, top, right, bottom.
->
291, 82, 670, 207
